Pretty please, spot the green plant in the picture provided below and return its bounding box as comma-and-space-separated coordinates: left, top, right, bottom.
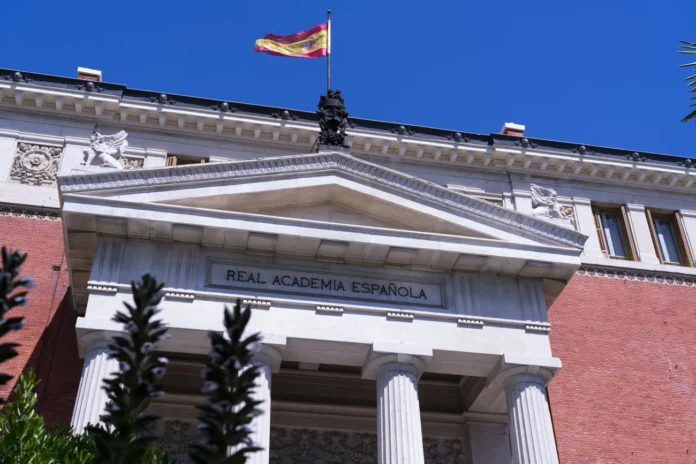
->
678, 40, 696, 123
190, 300, 262, 464
0, 247, 33, 399
0, 369, 94, 464
88, 274, 170, 464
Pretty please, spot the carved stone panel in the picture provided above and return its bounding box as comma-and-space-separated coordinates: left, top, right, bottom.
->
10, 143, 62, 185
270, 427, 469, 464
147, 423, 469, 464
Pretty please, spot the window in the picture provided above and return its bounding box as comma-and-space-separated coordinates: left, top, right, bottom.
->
592, 205, 637, 260
646, 210, 693, 266
165, 155, 207, 166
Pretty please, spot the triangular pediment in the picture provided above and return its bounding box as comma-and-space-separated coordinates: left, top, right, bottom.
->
59, 151, 587, 251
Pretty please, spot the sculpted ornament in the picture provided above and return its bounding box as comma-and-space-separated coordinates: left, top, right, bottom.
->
529, 183, 576, 227
10, 143, 62, 185
82, 130, 129, 169
317, 89, 349, 148
270, 427, 468, 464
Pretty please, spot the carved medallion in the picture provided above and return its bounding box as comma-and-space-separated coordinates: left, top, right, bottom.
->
10, 143, 62, 185
119, 157, 145, 170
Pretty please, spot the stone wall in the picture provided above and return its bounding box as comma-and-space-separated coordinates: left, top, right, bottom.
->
0, 208, 82, 426
548, 273, 696, 463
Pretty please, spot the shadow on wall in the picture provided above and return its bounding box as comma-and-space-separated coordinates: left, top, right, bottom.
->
22, 289, 82, 427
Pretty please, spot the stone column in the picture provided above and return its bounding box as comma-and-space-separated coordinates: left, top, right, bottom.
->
365, 353, 427, 464
230, 345, 282, 463
505, 374, 559, 464
70, 341, 118, 434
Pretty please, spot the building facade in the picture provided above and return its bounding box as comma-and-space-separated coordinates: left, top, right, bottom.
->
0, 68, 695, 463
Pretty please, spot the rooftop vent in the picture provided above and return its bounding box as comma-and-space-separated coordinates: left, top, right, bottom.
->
501, 122, 525, 137
77, 67, 102, 82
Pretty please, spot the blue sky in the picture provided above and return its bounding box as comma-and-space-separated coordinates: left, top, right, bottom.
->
4, 1, 696, 157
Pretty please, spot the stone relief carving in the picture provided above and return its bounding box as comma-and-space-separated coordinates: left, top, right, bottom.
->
530, 183, 575, 229
82, 130, 129, 169
10, 143, 63, 185
270, 427, 468, 464
150, 420, 196, 464
144, 423, 469, 464
119, 157, 144, 169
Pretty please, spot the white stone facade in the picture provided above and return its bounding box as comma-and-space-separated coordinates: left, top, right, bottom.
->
2, 69, 696, 462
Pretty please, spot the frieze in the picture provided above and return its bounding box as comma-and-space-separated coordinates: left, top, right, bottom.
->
578, 266, 696, 286
0, 206, 60, 221
10, 143, 62, 186
59, 152, 587, 249
270, 428, 468, 464
147, 423, 468, 464
206, 260, 446, 308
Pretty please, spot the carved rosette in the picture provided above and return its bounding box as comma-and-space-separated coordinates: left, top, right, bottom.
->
10, 143, 62, 185
119, 157, 145, 170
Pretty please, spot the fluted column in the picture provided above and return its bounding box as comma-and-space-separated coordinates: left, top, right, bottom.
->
229, 345, 282, 463
70, 341, 118, 434
505, 374, 559, 464
364, 353, 427, 464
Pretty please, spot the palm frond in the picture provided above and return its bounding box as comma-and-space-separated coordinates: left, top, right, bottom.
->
678, 40, 696, 123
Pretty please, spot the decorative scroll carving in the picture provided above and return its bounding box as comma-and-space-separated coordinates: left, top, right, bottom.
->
82, 130, 129, 169
317, 89, 349, 147
10, 143, 62, 185
270, 427, 468, 464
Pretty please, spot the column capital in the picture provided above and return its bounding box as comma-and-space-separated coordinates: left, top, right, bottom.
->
76, 330, 119, 359
361, 342, 432, 380
487, 354, 561, 389
252, 344, 283, 373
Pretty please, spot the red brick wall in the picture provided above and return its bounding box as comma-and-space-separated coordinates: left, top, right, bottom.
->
549, 274, 696, 464
0, 212, 82, 427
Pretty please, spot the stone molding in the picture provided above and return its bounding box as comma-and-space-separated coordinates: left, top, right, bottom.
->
5, 75, 696, 194
0, 205, 60, 221
578, 265, 696, 286
59, 151, 587, 249
362, 352, 430, 380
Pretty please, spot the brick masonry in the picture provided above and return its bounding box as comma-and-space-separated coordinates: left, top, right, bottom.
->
0, 213, 82, 427
549, 274, 696, 463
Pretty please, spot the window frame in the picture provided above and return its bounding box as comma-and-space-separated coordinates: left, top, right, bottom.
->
592, 205, 638, 261
645, 209, 693, 267
165, 155, 208, 166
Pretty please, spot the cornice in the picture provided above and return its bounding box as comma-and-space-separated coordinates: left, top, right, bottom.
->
2, 67, 696, 194
58, 151, 587, 249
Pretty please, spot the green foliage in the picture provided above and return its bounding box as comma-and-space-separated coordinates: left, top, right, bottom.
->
88, 274, 170, 464
190, 300, 262, 464
0, 247, 33, 398
0, 369, 94, 464
678, 40, 696, 123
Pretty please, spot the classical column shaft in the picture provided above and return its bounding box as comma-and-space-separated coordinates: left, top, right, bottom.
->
247, 360, 272, 464
505, 375, 559, 464
376, 362, 425, 464
70, 343, 118, 434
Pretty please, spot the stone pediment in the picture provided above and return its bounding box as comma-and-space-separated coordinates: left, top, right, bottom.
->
59, 151, 587, 312
59, 151, 587, 250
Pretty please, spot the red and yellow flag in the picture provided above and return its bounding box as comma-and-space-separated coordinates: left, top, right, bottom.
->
254, 23, 329, 58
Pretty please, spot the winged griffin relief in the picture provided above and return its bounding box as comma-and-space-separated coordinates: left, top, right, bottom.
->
82, 130, 134, 169
530, 184, 575, 228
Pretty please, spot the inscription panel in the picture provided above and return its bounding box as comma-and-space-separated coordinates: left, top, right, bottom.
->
206, 259, 446, 308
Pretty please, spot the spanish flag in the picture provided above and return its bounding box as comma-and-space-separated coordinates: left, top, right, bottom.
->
254, 23, 329, 58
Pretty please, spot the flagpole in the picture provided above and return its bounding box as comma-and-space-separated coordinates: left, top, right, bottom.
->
327, 10, 331, 92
